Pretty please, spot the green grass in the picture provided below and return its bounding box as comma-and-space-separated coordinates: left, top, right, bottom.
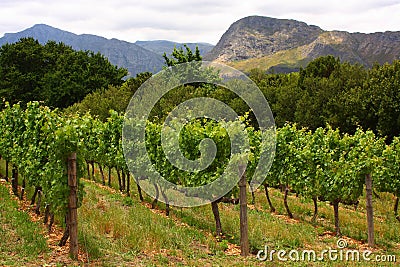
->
0, 183, 48, 266
228, 46, 309, 73
78, 171, 400, 266
78, 180, 244, 266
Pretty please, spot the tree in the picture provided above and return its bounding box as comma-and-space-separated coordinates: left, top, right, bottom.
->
162, 45, 202, 67
337, 60, 400, 141
0, 38, 45, 106
365, 61, 400, 140
65, 85, 131, 121
298, 55, 340, 82
296, 56, 342, 130
0, 38, 128, 109
65, 72, 152, 121
146, 45, 220, 121
124, 72, 152, 94
294, 57, 367, 132
40, 50, 127, 108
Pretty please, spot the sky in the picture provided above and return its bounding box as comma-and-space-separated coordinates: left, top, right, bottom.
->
0, 0, 399, 45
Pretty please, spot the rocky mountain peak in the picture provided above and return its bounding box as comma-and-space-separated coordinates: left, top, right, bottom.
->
205, 16, 400, 73
204, 16, 323, 62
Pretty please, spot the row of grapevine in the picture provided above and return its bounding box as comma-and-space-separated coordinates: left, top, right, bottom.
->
75, 108, 400, 243
0, 102, 89, 257
0, 102, 86, 216
264, 124, 400, 240
81, 112, 255, 235
1, 102, 399, 252
79, 110, 135, 197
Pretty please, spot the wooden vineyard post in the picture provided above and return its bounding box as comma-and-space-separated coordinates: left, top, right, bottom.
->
5, 160, 9, 182
238, 165, 249, 256
365, 173, 374, 247
68, 152, 78, 259
11, 165, 18, 196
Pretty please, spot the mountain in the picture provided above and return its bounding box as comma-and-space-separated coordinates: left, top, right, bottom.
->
135, 40, 214, 56
204, 16, 400, 73
0, 24, 215, 77
0, 24, 164, 76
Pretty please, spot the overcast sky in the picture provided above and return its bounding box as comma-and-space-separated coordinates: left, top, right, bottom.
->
0, 0, 399, 45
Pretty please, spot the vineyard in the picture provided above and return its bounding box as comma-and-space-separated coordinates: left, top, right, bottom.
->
1, 101, 400, 265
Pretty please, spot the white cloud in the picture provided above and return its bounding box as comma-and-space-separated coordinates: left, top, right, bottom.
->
0, 0, 399, 44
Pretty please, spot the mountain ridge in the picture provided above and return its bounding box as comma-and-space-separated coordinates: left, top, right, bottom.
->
0, 24, 164, 76
0, 24, 213, 76
205, 16, 400, 72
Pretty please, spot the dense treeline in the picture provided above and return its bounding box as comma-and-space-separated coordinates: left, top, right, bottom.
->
67, 52, 400, 144
249, 56, 400, 140
65, 72, 152, 121
0, 37, 127, 109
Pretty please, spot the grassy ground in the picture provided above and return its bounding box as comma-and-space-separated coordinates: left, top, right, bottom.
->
78, 170, 400, 266
228, 46, 309, 73
0, 182, 48, 266
1, 160, 399, 266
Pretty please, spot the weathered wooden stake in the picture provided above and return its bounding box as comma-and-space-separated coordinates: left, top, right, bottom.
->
312, 196, 318, 223
11, 165, 18, 197
35, 189, 42, 215
20, 178, 25, 200
108, 166, 112, 187
333, 199, 341, 236
239, 165, 249, 256
126, 172, 130, 197
365, 173, 374, 247
5, 160, 9, 182
68, 152, 78, 259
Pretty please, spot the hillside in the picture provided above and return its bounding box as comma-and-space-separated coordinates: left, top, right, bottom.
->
1, 172, 400, 266
204, 16, 400, 73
